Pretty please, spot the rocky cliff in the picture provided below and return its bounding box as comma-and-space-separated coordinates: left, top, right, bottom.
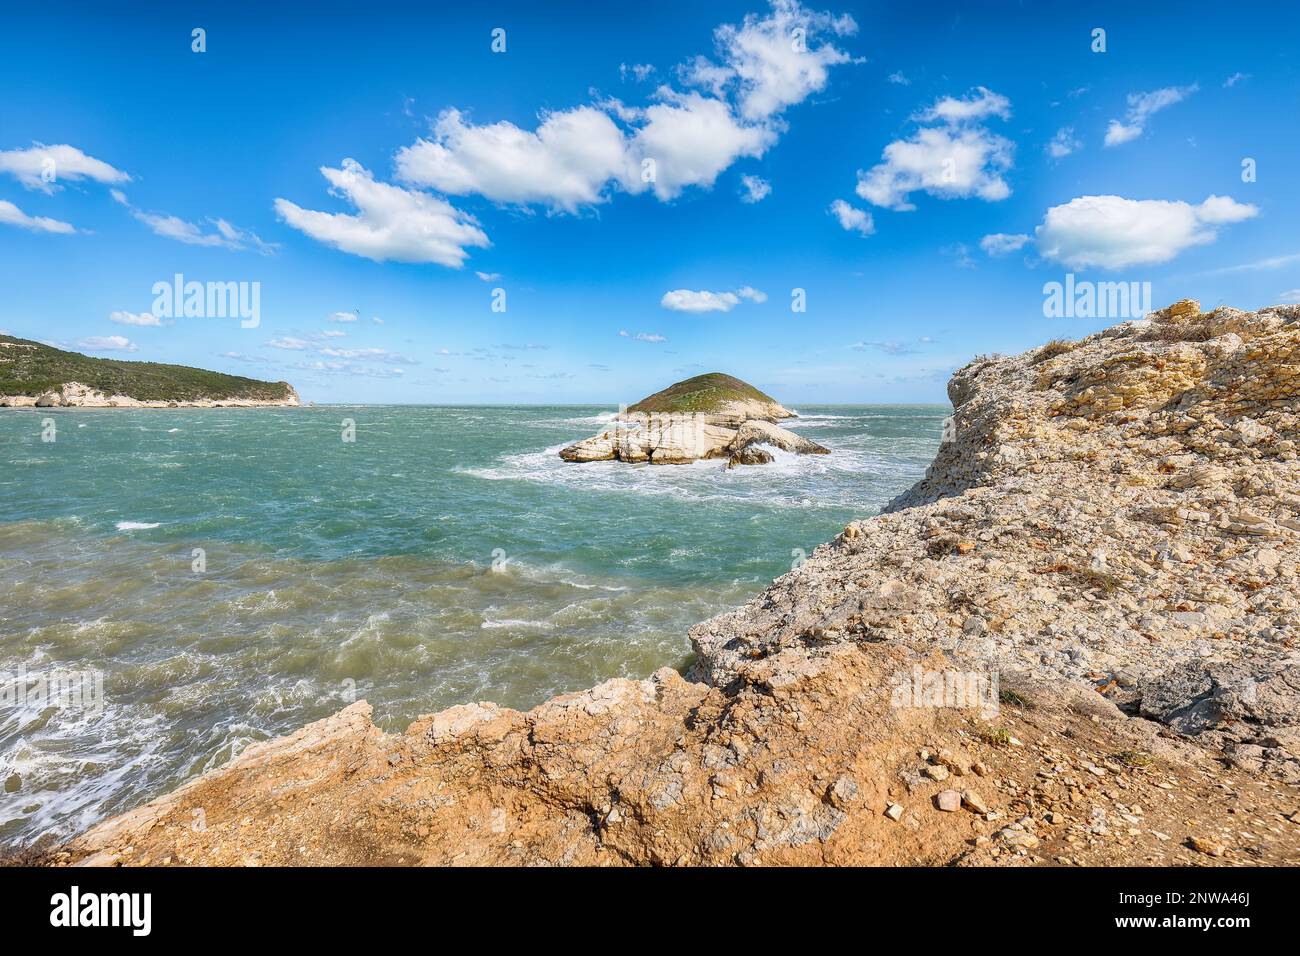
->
44, 300, 1300, 867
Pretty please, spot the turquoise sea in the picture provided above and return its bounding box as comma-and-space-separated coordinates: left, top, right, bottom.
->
0, 404, 946, 847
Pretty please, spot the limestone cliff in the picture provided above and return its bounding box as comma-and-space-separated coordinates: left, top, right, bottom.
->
44, 300, 1300, 868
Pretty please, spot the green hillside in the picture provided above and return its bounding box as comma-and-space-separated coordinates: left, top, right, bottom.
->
0, 334, 295, 402
627, 372, 781, 415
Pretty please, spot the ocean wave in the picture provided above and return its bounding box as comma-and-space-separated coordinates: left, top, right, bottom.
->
114, 521, 160, 531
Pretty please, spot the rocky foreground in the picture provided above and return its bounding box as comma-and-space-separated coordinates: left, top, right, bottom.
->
44, 300, 1300, 867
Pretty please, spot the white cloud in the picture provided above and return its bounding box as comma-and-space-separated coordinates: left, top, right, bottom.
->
619, 330, 667, 342
275, 159, 489, 267
979, 232, 1030, 256
1104, 84, 1197, 147
1279, 289, 1300, 303
740, 174, 771, 203
856, 88, 1014, 211
887, 71, 910, 86
829, 198, 874, 235
1223, 72, 1250, 88
266, 336, 312, 350
688, 0, 858, 122
661, 289, 742, 312
1046, 127, 1081, 159
113, 190, 274, 253
328, 311, 358, 322
620, 63, 657, 83
109, 310, 169, 327
319, 346, 416, 363
77, 335, 136, 352
389, 2, 856, 213
475, 271, 502, 282
321, 329, 346, 338
857, 126, 1013, 211
0, 199, 75, 234
661, 285, 768, 312
916, 86, 1010, 124
0, 143, 129, 193
395, 106, 634, 212
1035, 194, 1258, 270
633, 90, 776, 200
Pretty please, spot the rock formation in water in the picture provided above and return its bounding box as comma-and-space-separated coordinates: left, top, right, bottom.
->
559, 372, 829, 466
38, 300, 1300, 868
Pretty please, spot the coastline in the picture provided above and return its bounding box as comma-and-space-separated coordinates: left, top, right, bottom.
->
32, 300, 1300, 866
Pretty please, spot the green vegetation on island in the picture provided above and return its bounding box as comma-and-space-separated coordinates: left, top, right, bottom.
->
0, 334, 295, 403
627, 372, 784, 415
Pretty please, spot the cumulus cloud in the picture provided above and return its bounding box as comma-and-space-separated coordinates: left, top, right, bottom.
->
1104, 84, 1197, 147
979, 232, 1031, 256
328, 311, 358, 322
275, 159, 489, 267
1046, 127, 1081, 159
856, 87, 1014, 211
661, 286, 767, 312
0, 143, 129, 193
388, 2, 856, 215
77, 335, 135, 352
110, 310, 169, 327
740, 174, 771, 203
685, 0, 858, 122
633, 90, 776, 200
395, 106, 634, 212
887, 71, 910, 86
829, 198, 874, 235
1035, 194, 1258, 270
915, 86, 1010, 124
0, 199, 75, 234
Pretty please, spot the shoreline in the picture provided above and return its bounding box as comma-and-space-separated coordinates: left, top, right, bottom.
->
26, 300, 1300, 866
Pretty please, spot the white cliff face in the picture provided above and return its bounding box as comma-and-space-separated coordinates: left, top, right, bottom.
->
0, 381, 301, 408
559, 410, 828, 465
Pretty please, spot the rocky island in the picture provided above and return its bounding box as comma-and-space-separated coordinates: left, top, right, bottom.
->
0, 335, 299, 407
35, 299, 1300, 867
559, 372, 829, 466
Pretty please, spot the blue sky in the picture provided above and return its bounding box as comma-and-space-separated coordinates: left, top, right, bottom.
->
2, 0, 1297, 404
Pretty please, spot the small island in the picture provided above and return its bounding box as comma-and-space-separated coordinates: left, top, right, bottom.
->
560, 372, 829, 467
0, 335, 299, 408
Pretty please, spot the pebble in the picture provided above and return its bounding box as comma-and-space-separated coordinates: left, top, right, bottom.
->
935, 790, 962, 812
884, 803, 904, 822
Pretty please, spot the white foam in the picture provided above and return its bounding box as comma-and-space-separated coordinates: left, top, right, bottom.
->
114, 521, 160, 531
